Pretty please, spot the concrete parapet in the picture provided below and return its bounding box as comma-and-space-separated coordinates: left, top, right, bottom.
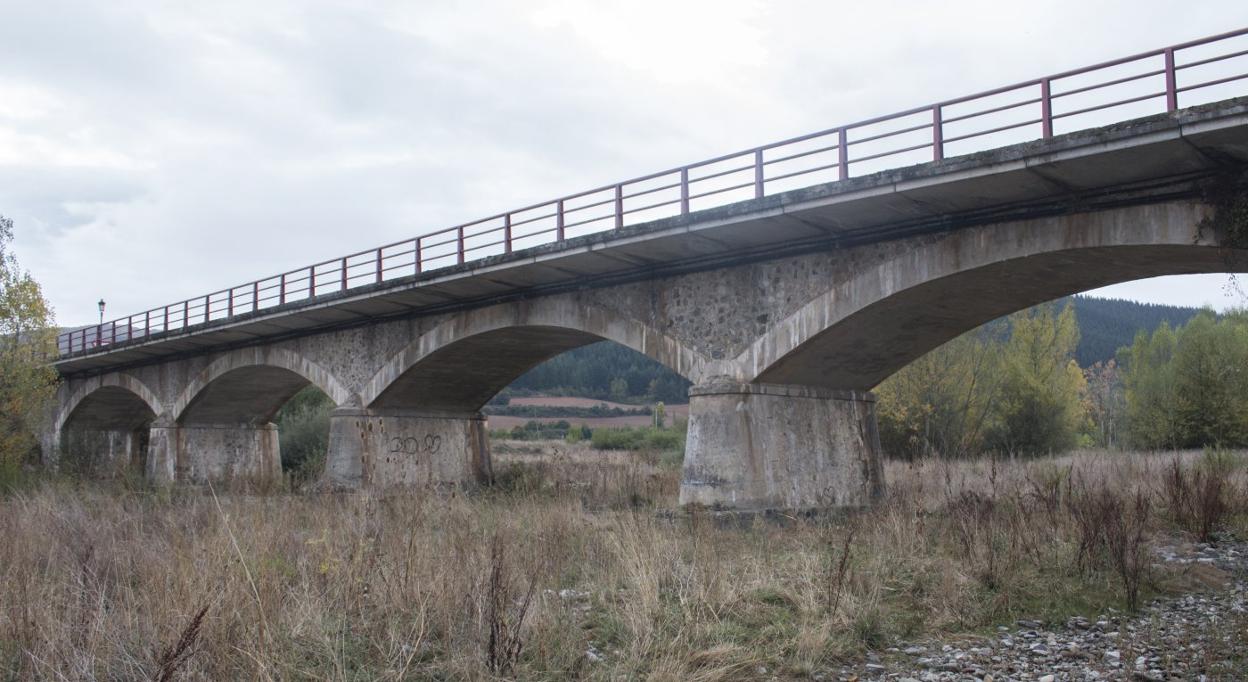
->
326, 408, 492, 490
679, 382, 885, 511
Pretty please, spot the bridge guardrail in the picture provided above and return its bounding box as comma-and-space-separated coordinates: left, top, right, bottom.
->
57, 27, 1248, 359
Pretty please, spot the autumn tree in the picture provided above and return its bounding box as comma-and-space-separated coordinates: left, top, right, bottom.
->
985, 303, 1088, 456
0, 215, 58, 478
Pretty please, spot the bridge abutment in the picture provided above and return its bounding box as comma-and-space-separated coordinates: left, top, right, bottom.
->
326, 408, 492, 489
679, 383, 885, 511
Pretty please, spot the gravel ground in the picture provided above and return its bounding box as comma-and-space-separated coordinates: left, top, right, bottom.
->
838, 540, 1248, 681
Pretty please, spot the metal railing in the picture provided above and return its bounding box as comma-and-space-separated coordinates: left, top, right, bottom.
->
58, 27, 1248, 358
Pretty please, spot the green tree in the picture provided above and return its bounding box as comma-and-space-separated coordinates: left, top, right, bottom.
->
875, 330, 1001, 459
0, 215, 58, 476
1120, 322, 1181, 449
985, 303, 1087, 456
1123, 311, 1248, 448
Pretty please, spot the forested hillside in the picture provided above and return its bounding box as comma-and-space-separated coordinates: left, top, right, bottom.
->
1066, 295, 1203, 365
505, 295, 1204, 403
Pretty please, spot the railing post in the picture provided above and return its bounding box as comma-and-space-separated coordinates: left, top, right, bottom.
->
754, 150, 764, 199
163, 306, 168, 334
504, 214, 513, 253
111, 320, 117, 345
183, 301, 188, 328
1164, 48, 1178, 112
838, 128, 849, 181
457, 226, 465, 264
341, 257, 348, 290
415, 239, 423, 273
614, 186, 623, 229
253, 281, 260, 311
96, 323, 102, 348
1041, 78, 1053, 138
227, 288, 234, 317
679, 168, 690, 215
145, 310, 150, 338
556, 201, 565, 241
932, 105, 944, 161
279, 273, 286, 305
376, 248, 383, 283
203, 296, 209, 323
309, 266, 316, 297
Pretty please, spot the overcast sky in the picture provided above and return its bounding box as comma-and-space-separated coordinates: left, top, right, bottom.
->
2, 1, 1246, 326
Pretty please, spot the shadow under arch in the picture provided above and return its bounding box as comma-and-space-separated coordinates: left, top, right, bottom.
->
743, 201, 1248, 390
362, 299, 707, 412
56, 374, 163, 477
172, 347, 351, 425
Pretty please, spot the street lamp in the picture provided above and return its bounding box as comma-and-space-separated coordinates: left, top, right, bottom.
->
98, 299, 106, 324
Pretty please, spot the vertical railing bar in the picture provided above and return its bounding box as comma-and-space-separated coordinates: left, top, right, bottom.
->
1164, 48, 1178, 112
753, 149, 764, 199
309, 266, 316, 299
227, 288, 234, 317
341, 257, 348, 291
253, 281, 260, 312
504, 214, 513, 253
163, 306, 169, 334
375, 248, 383, 283
457, 227, 465, 264
203, 296, 209, 324
614, 186, 623, 229
682, 169, 694, 213
838, 128, 849, 180
556, 201, 565, 241
183, 301, 188, 329
932, 105, 944, 161
1041, 79, 1053, 138
415, 238, 423, 273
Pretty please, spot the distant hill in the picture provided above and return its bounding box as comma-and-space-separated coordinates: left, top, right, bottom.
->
1066, 295, 1204, 365
505, 295, 1205, 401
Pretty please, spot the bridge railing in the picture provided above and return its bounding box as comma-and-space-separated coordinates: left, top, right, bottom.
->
57, 27, 1248, 358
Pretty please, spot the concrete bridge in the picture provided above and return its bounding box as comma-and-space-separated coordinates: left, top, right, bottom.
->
46, 33, 1248, 510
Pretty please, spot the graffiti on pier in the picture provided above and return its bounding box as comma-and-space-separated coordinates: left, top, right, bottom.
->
388, 434, 442, 456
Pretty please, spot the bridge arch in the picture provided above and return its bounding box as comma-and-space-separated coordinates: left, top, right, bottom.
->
56, 373, 164, 435
173, 347, 352, 425
741, 200, 1248, 390
362, 297, 709, 411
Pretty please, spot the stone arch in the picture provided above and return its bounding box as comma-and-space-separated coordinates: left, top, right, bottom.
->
362, 297, 709, 411
56, 373, 164, 435
739, 200, 1248, 390
172, 346, 352, 425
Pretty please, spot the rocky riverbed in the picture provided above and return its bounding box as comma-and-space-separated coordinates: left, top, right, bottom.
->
839, 540, 1248, 681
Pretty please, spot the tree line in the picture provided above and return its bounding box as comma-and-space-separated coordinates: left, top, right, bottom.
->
877, 302, 1248, 459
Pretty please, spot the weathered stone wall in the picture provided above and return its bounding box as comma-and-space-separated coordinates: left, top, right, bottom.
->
679, 383, 884, 511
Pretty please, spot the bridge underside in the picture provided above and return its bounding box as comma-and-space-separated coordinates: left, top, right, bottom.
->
47, 101, 1248, 510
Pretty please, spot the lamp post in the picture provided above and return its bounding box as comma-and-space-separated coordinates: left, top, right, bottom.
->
98, 298, 106, 324
96, 299, 105, 347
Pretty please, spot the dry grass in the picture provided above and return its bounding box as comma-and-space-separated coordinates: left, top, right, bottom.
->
0, 447, 1244, 680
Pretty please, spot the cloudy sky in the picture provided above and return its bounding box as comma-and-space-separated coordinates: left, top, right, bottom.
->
2, 1, 1246, 326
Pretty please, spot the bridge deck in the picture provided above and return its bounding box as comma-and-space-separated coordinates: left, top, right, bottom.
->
54, 98, 1248, 376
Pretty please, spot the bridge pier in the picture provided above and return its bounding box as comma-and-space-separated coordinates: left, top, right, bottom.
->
678, 383, 885, 512
326, 408, 492, 489
173, 423, 282, 485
